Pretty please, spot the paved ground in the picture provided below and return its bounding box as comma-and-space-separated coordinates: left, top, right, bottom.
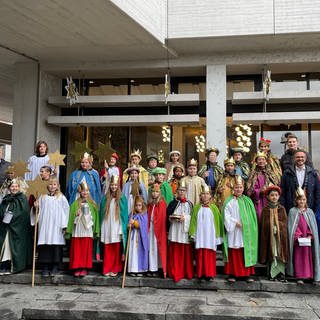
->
1, 273, 320, 319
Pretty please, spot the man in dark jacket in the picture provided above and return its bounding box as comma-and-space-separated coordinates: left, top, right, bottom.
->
280, 149, 320, 213
280, 134, 313, 171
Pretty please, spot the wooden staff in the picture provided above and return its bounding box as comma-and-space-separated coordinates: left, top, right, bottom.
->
32, 194, 39, 288
121, 222, 132, 289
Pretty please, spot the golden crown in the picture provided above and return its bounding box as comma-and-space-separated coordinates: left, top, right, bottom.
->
177, 179, 187, 189
187, 158, 198, 167
78, 180, 89, 191
206, 147, 219, 156
80, 152, 93, 163
110, 175, 120, 185
295, 187, 305, 198
254, 151, 267, 161
224, 157, 236, 165
150, 183, 161, 192
200, 184, 211, 194
130, 149, 142, 159
235, 175, 244, 186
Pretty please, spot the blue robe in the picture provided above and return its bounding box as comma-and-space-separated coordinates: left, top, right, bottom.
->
66, 169, 102, 205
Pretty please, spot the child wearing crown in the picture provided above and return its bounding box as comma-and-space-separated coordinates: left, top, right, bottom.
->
100, 153, 122, 194
147, 183, 167, 278
189, 185, 223, 280
122, 166, 148, 214
127, 196, 148, 276
222, 176, 258, 283
259, 186, 288, 281
66, 181, 99, 277
99, 175, 128, 277
66, 152, 102, 205
181, 158, 207, 205
32, 176, 69, 276
167, 180, 194, 282
287, 188, 320, 284
122, 149, 149, 191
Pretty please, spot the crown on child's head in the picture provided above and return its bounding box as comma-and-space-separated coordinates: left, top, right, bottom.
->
110, 175, 120, 185
187, 158, 198, 167
295, 187, 305, 198
80, 152, 93, 163
130, 149, 142, 160
78, 180, 89, 192
200, 184, 211, 194
224, 157, 236, 166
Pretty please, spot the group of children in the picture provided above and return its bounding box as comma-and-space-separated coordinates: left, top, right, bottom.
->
1, 141, 320, 286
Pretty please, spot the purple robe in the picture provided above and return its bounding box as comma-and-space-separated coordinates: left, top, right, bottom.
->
251, 173, 267, 221
294, 213, 313, 279
130, 212, 148, 271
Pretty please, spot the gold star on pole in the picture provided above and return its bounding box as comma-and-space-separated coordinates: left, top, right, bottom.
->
11, 160, 30, 178
69, 141, 92, 162
48, 150, 66, 167
26, 175, 48, 199
93, 140, 116, 162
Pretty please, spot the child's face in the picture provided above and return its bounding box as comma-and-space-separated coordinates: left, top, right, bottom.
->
129, 170, 139, 180
259, 144, 269, 153
148, 159, 157, 169
200, 192, 211, 203
174, 168, 183, 178
187, 166, 197, 176
155, 173, 164, 183
267, 190, 280, 204
297, 196, 307, 208
80, 189, 89, 199
233, 152, 242, 162
9, 183, 20, 194
170, 153, 179, 162
177, 188, 186, 198
131, 156, 140, 166
256, 157, 267, 168
80, 159, 91, 170
110, 183, 118, 193
109, 156, 117, 166
225, 163, 235, 173
40, 168, 51, 181
208, 152, 217, 163
151, 190, 160, 199
135, 201, 143, 212
48, 181, 58, 193
233, 184, 244, 197
38, 143, 47, 155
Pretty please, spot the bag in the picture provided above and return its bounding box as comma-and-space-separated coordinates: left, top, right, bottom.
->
298, 237, 311, 246
2, 206, 13, 224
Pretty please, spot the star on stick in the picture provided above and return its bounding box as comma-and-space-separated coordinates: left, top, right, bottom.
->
93, 140, 116, 162
48, 150, 66, 167
26, 175, 48, 199
69, 141, 92, 162
11, 160, 30, 178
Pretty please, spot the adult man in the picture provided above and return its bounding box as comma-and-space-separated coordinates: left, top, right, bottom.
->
0, 147, 10, 185
280, 135, 313, 171
280, 149, 320, 213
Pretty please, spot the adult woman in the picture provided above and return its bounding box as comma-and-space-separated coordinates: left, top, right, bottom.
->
0, 179, 30, 274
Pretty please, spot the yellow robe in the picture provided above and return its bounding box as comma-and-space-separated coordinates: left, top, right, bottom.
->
181, 175, 207, 205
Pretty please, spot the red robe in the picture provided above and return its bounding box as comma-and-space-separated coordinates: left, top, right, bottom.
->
147, 200, 167, 277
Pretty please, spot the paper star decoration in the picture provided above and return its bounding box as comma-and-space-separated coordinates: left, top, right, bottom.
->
65, 76, 79, 106
26, 175, 48, 198
69, 141, 92, 162
48, 150, 66, 167
11, 160, 30, 178
93, 140, 116, 162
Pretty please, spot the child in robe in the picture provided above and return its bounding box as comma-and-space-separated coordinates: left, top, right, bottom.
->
167, 179, 194, 282
100, 175, 128, 277
189, 185, 223, 280
147, 183, 167, 278
66, 181, 99, 277
127, 196, 148, 276
222, 176, 258, 283
32, 177, 69, 276
287, 188, 320, 284
150, 167, 173, 205
259, 186, 288, 281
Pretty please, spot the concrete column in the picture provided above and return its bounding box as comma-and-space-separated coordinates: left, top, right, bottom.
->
12, 62, 39, 161
206, 65, 226, 166
12, 63, 61, 161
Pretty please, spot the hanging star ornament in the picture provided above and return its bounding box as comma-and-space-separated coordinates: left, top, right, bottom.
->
48, 150, 66, 167
93, 140, 116, 162
69, 141, 92, 162
11, 160, 30, 178
65, 76, 80, 106
26, 175, 48, 198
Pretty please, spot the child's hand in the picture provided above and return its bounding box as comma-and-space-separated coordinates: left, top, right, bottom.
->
180, 215, 185, 222
236, 221, 242, 228
76, 209, 81, 216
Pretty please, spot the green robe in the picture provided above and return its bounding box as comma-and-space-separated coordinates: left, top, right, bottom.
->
222, 195, 258, 267
149, 181, 174, 205
0, 192, 31, 273
99, 194, 128, 255
189, 203, 223, 240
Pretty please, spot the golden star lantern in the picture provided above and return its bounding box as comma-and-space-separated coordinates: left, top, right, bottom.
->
69, 141, 92, 162
93, 140, 116, 162
48, 150, 66, 167
26, 175, 48, 198
11, 160, 30, 178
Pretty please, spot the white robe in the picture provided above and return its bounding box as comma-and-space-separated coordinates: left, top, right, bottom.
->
31, 194, 69, 245
168, 202, 191, 244
25, 155, 52, 181
101, 198, 123, 244
72, 202, 94, 238
223, 198, 244, 248
195, 207, 222, 250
